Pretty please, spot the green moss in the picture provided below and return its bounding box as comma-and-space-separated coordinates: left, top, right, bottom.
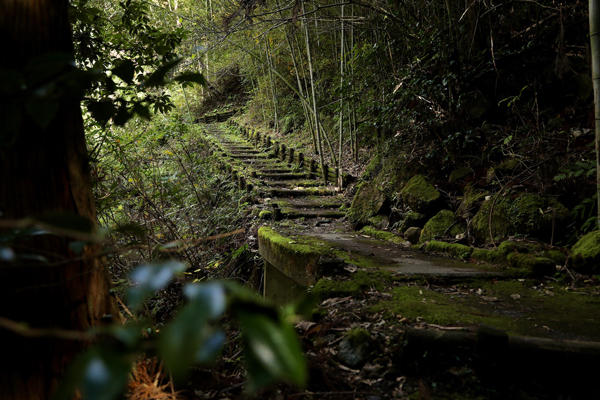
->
419, 210, 464, 243
543, 249, 567, 265
448, 166, 473, 183
471, 247, 506, 264
360, 226, 406, 245
371, 286, 519, 330
397, 211, 427, 231
456, 185, 488, 218
259, 210, 272, 219
400, 175, 441, 213
344, 328, 371, 346
471, 197, 512, 243
347, 181, 386, 227
424, 240, 473, 260
571, 231, 600, 273
367, 215, 388, 229
496, 158, 520, 173
372, 281, 600, 339
506, 253, 556, 277
311, 270, 392, 298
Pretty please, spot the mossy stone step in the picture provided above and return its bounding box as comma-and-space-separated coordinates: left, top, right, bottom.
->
229, 154, 269, 159
258, 172, 310, 180
279, 207, 345, 219
263, 180, 322, 188
267, 187, 339, 197
271, 196, 343, 209
259, 168, 297, 174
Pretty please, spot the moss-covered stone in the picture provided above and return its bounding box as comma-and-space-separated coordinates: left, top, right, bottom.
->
419, 210, 464, 243
571, 231, 600, 273
360, 226, 406, 245
508, 194, 568, 240
399, 175, 441, 213
404, 227, 421, 244
311, 270, 392, 299
347, 181, 386, 227
448, 166, 474, 183
367, 215, 389, 229
424, 240, 473, 260
456, 185, 488, 219
507, 253, 556, 277
471, 247, 506, 264
396, 211, 427, 232
471, 197, 512, 243
258, 210, 273, 219
543, 249, 567, 265
338, 328, 373, 368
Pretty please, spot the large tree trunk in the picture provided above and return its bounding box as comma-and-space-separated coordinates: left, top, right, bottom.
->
0, 1, 116, 398
590, 0, 600, 229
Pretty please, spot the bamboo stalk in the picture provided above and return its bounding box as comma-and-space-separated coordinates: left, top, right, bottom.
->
590, 0, 600, 228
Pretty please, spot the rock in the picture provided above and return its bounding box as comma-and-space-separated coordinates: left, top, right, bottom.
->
258, 210, 273, 219
419, 210, 465, 243
337, 328, 373, 368
471, 196, 512, 244
399, 175, 441, 213
457, 185, 488, 219
424, 240, 473, 260
404, 227, 421, 244
347, 181, 386, 227
508, 193, 569, 241
507, 253, 556, 277
571, 231, 600, 274
367, 214, 389, 229
449, 166, 474, 183
396, 211, 427, 232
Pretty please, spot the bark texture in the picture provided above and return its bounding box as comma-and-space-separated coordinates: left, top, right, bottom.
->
0, 1, 116, 398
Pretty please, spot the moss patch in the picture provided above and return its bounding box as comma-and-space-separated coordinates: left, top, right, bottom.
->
372, 281, 600, 340
419, 210, 464, 243
471, 197, 512, 243
424, 240, 473, 260
347, 181, 386, 227
471, 248, 506, 264
400, 175, 441, 213
457, 185, 488, 219
360, 226, 406, 245
259, 210, 273, 219
506, 253, 556, 277
448, 166, 473, 183
311, 270, 392, 298
571, 231, 600, 273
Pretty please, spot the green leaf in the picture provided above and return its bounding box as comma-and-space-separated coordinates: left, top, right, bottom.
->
238, 312, 306, 391
158, 283, 227, 378
133, 102, 151, 120
112, 59, 135, 84
54, 347, 131, 400
127, 260, 186, 310
87, 99, 115, 126
143, 57, 182, 88
173, 71, 206, 87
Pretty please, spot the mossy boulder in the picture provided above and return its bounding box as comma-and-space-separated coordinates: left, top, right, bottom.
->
338, 328, 374, 368
424, 240, 473, 260
508, 194, 569, 240
348, 181, 386, 227
396, 211, 427, 232
507, 253, 556, 277
419, 210, 465, 243
571, 231, 600, 273
399, 175, 441, 213
471, 197, 512, 243
457, 186, 488, 219
471, 247, 506, 264
367, 215, 389, 229
404, 227, 421, 244
448, 166, 474, 183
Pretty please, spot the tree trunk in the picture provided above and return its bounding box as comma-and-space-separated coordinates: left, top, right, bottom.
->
0, 1, 116, 398
338, 4, 345, 189
590, 0, 600, 229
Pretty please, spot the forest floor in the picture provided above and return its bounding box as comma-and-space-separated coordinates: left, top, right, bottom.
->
180, 122, 600, 400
